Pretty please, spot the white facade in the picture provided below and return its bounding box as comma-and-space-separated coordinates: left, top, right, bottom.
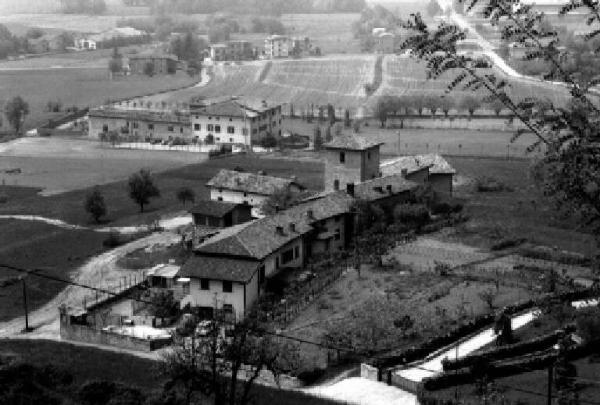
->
75, 38, 97, 50
190, 105, 283, 147
209, 188, 269, 217
265, 35, 290, 58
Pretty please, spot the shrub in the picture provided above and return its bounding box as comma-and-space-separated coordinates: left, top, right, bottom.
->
297, 368, 326, 385
491, 238, 526, 251
393, 203, 430, 227
475, 177, 513, 192
103, 232, 124, 248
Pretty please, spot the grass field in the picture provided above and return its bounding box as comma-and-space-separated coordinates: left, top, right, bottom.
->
0, 339, 342, 404
0, 68, 198, 131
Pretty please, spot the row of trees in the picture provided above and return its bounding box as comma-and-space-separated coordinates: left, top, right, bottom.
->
373, 94, 504, 127
60, 0, 107, 14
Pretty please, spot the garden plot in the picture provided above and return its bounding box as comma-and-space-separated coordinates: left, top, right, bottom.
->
389, 237, 493, 272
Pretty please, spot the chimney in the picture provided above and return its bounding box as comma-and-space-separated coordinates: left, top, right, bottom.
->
386, 184, 393, 194
307, 209, 314, 220
289, 223, 296, 232
401, 168, 408, 178
346, 183, 355, 197
276, 226, 284, 235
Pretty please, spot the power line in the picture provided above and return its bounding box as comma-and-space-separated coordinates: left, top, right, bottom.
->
0, 262, 359, 354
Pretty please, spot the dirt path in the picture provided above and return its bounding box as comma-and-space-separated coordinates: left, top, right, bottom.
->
0, 231, 181, 339
0, 214, 192, 234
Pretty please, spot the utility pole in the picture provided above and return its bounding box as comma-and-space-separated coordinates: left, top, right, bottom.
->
547, 365, 553, 405
21, 277, 31, 332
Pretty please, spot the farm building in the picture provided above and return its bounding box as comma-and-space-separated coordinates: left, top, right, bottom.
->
207, 169, 304, 217
265, 35, 290, 58
189, 98, 283, 147
74, 37, 97, 50
323, 132, 384, 192
88, 107, 191, 142
380, 154, 456, 197
128, 52, 179, 75
190, 200, 253, 228
210, 40, 254, 61
178, 191, 355, 321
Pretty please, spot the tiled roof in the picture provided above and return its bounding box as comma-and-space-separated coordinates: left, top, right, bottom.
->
207, 169, 301, 196
189, 200, 244, 217
381, 154, 456, 175
195, 191, 355, 260
191, 98, 277, 117
179, 255, 259, 283
324, 133, 384, 151
88, 108, 190, 125
353, 174, 420, 201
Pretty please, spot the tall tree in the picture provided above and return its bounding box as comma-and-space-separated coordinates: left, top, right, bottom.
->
128, 169, 160, 213
84, 187, 107, 223
4, 96, 29, 135
176, 187, 195, 207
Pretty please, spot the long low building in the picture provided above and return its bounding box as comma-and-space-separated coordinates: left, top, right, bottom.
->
88, 108, 191, 142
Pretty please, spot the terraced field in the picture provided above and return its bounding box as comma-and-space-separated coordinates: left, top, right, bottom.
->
372, 55, 571, 109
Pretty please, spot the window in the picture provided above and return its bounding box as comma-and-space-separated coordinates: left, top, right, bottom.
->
207, 124, 214, 131
229, 118, 233, 121
194, 123, 200, 130
200, 279, 209, 290
148, 123, 154, 130
242, 128, 248, 135
339, 152, 345, 163
334, 229, 341, 241
208, 116, 212, 120
133, 122, 139, 129
333, 180, 340, 191
294, 246, 300, 259
281, 248, 294, 264
102, 124, 108, 132
227, 126, 235, 134
223, 281, 233, 293
218, 197, 223, 201
259, 265, 265, 284
215, 125, 221, 133
252, 128, 258, 134
168, 125, 174, 132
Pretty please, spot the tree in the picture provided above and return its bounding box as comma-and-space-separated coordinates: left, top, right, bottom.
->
4, 96, 29, 135
143, 61, 155, 77
159, 315, 299, 405
344, 109, 351, 127
426, 0, 442, 17
148, 290, 179, 319
176, 187, 195, 207
108, 58, 122, 77
478, 288, 497, 311
128, 169, 160, 213
374, 97, 390, 128
327, 104, 336, 125
313, 125, 323, 150
487, 99, 505, 116
460, 95, 481, 117
403, 1, 600, 255
84, 187, 107, 223
440, 97, 454, 117
204, 134, 214, 145
424, 95, 443, 116
261, 187, 309, 216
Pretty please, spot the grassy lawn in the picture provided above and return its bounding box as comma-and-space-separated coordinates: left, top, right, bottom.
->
0, 339, 343, 405
445, 157, 596, 255
0, 220, 107, 322
0, 68, 198, 131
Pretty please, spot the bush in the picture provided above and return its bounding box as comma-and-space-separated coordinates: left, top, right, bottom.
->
297, 368, 326, 385
491, 237, 526, 251
475, 177, 513, 192
393, 204, 430, 227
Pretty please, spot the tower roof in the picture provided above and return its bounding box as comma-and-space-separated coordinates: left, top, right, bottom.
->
324, 133, 384, 151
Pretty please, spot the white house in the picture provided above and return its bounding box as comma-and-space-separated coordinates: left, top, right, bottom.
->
74, 37, 97, 50
207, 169, 304, 217
189, 98, 283, 147
264, 35, 290, 58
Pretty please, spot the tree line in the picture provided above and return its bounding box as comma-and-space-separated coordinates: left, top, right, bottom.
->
60, 0, 106, 14
148, 0, 366, 15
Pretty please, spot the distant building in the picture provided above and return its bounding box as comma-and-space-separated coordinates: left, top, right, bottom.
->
207, 169, 304, 217
375, 32, 395, 54
88, 108, 191, 141
128, 52, 179, 75
74, 37, 97, 50
190, 200, 253, 228
189, 98, 283, 146
290, 36, 312, 56
323, 132, 384, 192
265, 35, 290, 58
209, 40, 253, 62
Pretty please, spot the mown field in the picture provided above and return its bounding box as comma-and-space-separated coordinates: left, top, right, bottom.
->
0, 68, 198, 131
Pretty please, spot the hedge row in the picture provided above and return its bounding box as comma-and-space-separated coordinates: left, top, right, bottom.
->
441, 326, 575, 371
423, 337, 600, 391
373, 287, 598, 370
